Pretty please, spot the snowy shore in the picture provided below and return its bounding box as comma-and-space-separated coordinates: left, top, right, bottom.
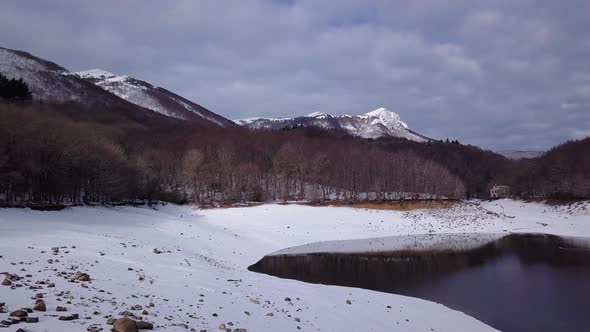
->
0, 199, 588, 331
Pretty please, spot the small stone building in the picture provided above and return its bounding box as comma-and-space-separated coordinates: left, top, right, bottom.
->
490, 185, 510, 198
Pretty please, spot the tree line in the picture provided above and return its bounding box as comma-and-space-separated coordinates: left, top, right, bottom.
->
0, 103, 466, 206
0, 102, 588, 207
496, 138, 590, 198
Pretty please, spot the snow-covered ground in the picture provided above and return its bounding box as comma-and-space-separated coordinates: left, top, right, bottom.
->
0, 199, 588, 331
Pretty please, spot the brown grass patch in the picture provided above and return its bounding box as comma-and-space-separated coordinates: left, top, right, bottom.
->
306, 199, 458, 211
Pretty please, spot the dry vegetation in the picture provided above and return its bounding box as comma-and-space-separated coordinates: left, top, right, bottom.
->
307, 199, 458, 211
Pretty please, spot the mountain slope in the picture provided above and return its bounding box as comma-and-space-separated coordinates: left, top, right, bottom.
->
235, 107, 431, 142
0, 47, 233, 127
74, 69, 235, 127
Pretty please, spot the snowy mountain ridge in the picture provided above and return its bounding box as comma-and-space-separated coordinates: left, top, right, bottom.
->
72, 68, 234, 126
0, 46, 234, 127
235, 107, 431, 142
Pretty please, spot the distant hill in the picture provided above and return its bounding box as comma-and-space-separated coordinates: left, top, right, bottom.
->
496, 150, 544, 160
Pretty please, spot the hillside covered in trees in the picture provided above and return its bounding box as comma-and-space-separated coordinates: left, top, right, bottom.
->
0, 101, 588, 207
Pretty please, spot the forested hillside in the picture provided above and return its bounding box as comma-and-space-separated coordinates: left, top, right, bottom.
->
0, 102, 465, 206
0, 100, 588, 207
501, 138, 590, 198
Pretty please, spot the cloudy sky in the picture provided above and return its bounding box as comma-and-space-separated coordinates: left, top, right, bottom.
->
2, 0, 590, 150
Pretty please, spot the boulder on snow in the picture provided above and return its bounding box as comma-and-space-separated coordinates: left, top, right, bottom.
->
112, 317, 138, 332
33, 301, 46, 311
136, 321, 154, 330
9, 309, 28, 317
75, 272, 91, 281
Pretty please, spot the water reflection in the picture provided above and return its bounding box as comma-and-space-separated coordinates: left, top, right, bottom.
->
249, 233, 590, 332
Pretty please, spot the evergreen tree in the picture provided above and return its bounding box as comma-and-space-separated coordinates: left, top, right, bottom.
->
0, 73, 32, 101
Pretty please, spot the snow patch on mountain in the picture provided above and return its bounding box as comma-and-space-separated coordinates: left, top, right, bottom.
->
74, 69, 116, 80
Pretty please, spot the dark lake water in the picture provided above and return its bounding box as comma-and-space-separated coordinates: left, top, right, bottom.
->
249, 233, 590, 332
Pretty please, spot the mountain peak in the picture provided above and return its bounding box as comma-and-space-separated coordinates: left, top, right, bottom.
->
364, 107, 391, 117
307, 111, 329, 118
235, 107, 429, 142
362, 107, 409, 130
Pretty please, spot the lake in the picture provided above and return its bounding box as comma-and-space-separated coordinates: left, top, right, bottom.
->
249, 233, 590, 332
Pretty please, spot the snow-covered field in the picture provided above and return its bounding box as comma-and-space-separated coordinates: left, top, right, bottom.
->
0, 199, 588, 331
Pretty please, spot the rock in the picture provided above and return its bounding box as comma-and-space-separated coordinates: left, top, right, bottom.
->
87, 325, 103, 332
58, 314, 78, 321
1, 279, 11, 286
26, 317, 39, 323
233, 329, 248, 332
106, 318, 117, 325
346, 299, 352, 305
284, 297, 291, 302
265, 312, 274, 317
136, 321, 154, 330
33, 301, 46, 312
76, 273, 90, 282
112, 317, 138, 332
218, 324, 226, 330
10, 310, 28, 317
16, 329, 26, 332
56, 306, 67, 312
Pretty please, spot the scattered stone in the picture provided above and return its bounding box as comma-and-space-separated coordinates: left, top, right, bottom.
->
26, 317, 39, 323
56, 306, 67, 312
284, 297, 291, 302
346, 299, 352, 305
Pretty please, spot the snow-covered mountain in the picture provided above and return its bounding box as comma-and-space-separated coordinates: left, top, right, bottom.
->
0, 47, 132, 107
73, 69, 234, 127
235, 107, 431, 142
0, 47, 233, 127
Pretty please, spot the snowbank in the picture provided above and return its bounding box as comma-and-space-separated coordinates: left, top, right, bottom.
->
1, 199, 588, 331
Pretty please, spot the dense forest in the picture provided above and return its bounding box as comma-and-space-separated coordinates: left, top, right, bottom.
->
0, 99, 588, 207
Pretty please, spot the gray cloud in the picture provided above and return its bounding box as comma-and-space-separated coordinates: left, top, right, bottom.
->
1, 0, 589, 150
